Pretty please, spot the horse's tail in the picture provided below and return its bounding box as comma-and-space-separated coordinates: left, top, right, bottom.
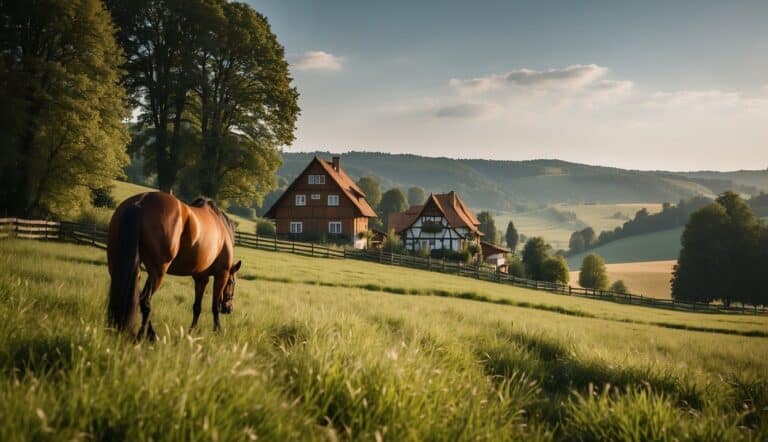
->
108, 204, 142, 332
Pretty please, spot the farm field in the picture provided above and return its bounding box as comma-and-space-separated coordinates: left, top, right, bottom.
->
569, 260, 675, 299
1, 239, 766, 440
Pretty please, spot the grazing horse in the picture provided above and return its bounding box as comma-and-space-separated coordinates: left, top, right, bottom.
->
107, 192, 241, 339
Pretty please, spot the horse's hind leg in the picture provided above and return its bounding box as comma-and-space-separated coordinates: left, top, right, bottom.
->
138, 270, 165, 341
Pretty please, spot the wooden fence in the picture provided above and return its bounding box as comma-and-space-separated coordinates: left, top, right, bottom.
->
1, 218, 764, 314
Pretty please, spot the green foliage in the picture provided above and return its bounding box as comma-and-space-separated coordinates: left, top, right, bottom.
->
522, 237, 551, 281
379, 188, 408, 229
610, 280, 629, 294
91, 187, 117, 209
507, 256, 526, 278
382, 228, 403, 253
579, 253, 609, 290
505, 221, 519, 251
109, 0, 297, 202
416, 244, 431, 259
672, 191, 767, 307
407, 186, 426, 206
477, 211, 499, 244
255, 219, 276, 236
0, 0, 130, 217
356, 176, 382, 208
568, 227, 596, 253
541, 256, 569, 284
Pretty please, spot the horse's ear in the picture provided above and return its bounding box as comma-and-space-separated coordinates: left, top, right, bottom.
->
231, 260, 242, 273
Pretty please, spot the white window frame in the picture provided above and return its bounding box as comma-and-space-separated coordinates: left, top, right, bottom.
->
295, 194, 306, 206
327, 194, 339, 206
308, 174, 326, 185
311, 193, 321, 200
328, 221, 342, 234
290, 221, 303, 234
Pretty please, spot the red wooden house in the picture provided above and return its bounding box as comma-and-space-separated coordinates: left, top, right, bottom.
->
264, 156, 377, 248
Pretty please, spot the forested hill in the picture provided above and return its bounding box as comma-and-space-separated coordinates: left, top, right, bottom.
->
278, 151, 768, 209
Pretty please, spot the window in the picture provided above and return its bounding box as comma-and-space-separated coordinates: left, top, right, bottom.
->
308, 174, 326, 184
328, 221, 342, 234
327, 194, 339, 206
290, 221, 303, 234
311, 193, 320, 200
295, 194, 306, 206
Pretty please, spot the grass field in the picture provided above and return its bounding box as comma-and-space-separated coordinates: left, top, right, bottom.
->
569, 260, 675, 299
492, 203, 663, 252
1, 239, 767, 440
567, 227, 684, 268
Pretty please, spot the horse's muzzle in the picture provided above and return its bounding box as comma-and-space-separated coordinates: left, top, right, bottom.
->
220, 304, 233, 314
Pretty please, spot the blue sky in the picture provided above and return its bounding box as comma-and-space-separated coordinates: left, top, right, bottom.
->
251, 0, 768, 171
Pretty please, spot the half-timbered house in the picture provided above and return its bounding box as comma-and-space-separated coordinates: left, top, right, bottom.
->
388, 191, 483, 252
264, 156, 377, 248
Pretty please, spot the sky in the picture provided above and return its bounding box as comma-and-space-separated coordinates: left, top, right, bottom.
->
250, 0, 768, 171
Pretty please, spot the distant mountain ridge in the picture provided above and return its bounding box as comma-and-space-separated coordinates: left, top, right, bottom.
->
277, 151, 768, 210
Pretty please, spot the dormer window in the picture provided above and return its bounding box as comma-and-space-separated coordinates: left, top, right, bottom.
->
308, 175, 325, 184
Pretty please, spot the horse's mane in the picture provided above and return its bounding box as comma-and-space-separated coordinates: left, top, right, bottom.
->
190, 197, 235, 240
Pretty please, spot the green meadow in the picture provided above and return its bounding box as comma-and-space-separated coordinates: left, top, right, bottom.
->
1, 239, 766, 440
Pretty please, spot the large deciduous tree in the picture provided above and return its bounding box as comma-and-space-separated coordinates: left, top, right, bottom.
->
189, 1, 298, 204
521, 237, 550, 281
379, 188, 408, 229
671, 191, 765, 306
0, 0, 130, 217
407, 186, 426, 206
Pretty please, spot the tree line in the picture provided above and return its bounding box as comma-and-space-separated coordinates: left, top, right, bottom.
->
1, 0, 299, 218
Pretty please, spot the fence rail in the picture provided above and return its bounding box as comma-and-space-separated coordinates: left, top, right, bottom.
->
2, 217, 764, 315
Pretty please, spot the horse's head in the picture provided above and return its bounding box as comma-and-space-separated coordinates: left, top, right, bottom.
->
221, 260, 241, 314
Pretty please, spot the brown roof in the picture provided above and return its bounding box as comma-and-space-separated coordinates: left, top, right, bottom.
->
481, 241, 510, 257
388, 191, 482, 236
264, 156, 377, 218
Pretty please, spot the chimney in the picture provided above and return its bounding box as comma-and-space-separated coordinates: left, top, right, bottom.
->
332, 156, 340, 171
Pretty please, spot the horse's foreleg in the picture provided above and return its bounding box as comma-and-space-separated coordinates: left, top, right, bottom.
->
211, 274, 226, 332
189, 276, 208, 332
138, 272, 164, 342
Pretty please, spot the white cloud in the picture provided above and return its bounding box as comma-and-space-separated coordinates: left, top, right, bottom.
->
449, 64, 612, 95
292, 51, 344, 72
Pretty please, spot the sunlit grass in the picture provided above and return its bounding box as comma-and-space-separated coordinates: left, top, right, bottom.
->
0, 239, 766, 440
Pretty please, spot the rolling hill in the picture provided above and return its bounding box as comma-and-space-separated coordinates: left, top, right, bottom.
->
566, 227, 684, 268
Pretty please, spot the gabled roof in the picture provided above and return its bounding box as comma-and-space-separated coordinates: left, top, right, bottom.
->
388, 191, 482, 236
481, 241, 510, 257
264, 156, 377, 218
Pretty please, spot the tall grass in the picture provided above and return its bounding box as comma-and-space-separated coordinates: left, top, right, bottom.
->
0, 239, 766, 440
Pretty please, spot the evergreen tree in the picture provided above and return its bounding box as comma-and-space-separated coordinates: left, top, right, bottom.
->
579, 253, 609, 290
505, 221, 519, 251
0, 0, 130, 217
477, 211, 498, 244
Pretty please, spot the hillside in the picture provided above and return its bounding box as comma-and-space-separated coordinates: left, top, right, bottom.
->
566, 227, 684, 268
1, 239, 766, 440
277, 151, 768, 209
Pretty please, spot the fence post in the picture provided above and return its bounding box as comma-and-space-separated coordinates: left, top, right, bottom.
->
568, 286, 572, 296
92, 223, 96, 247
476, 264, 480, 279
255, 233, 259, 248
442, 258, 445, 272
428, 256, 431, 270
326, 245, 330, 258
343, 248, 346, 259
273, 233, 277, 251
311, 243, 314, 257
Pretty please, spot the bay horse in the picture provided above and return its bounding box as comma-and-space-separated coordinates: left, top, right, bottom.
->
107, 191, 241, 339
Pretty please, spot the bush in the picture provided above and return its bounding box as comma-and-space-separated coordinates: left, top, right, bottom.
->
255, 219, 276, 236
541, 256, 569, 284
610, 280, 628, 294
416, 244, 431, 258
507, 256, 526, 278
